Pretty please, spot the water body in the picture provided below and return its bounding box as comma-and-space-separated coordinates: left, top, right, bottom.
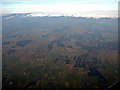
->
41, 34, 49, 37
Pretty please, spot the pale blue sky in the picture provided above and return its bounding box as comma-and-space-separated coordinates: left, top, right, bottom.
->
2, 0, 119, 4
1, 0, 119, 18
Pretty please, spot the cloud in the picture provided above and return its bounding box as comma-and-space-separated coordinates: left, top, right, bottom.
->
5, 16, 14, 19
2, 0, 118, 18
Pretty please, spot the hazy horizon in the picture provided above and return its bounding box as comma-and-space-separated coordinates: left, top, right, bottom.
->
1, 0, 119, 18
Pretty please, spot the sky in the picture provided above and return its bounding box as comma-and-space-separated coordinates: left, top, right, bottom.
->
1, 0, 119, 18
